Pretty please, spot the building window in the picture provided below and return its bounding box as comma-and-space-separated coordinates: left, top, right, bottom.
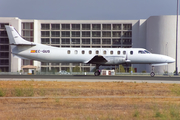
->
0, 23, 9, 29
102, 39, 111, 44
82, 39, 90, 44
22, 31, 33, 37
112, 39, 121, 44
72, 31, 80, 37
113, 24, 121, 30
0, 52, 9, 58
117, 51, 120, 55
41, 31, 50, 37
51, 24, 60, 30
72, 24, 80, 30
82, 24, 90, 30
113, 31, 121, 37
61, 39, 70, 44
103, 50, 106, 55
71, 39, 80, 44
92, 31, 101, 37
102, 31, 111, 37
61, 31, 70, 37
82, 31, 90, 37
0, 67, 9, 72
92, 24, 101, 30
0, 45, 9, 51
123, 31, 132, 37
41, 38, 50, 44
51, 38, 60, 44
102, 24, 111, 30
22, 23, 33, 29
122, 39, 132, 44
41, 24, 50, 30
123, 24, 132, 30
89, 50, 92, 54
0, 31, 7, 36
62, 24, 70, 30
92, 39, 101, 44
51, 31, 60, 37
0, 38, 9, 44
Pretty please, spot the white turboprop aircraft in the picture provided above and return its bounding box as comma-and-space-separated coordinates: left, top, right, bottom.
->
5, 25, 175, 77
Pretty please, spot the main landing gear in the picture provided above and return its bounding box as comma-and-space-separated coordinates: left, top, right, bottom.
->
150, 66, 155, 77
94, 65, 101, 76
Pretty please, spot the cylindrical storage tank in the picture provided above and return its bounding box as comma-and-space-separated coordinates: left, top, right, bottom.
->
146, 15, 180, 74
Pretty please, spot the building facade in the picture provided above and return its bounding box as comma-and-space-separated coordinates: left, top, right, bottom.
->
0, 16, 179, 73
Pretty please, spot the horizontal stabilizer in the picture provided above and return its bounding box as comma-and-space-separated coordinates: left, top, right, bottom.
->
13, 54, 31, 60
10, 43, 36, 46
151, 63, 168, 66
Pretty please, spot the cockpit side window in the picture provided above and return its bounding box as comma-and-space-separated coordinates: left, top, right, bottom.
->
138, 50, 145, 54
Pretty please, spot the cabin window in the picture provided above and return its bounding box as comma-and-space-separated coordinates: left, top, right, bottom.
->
110, 51, 113, 55
117, 51, 120, 55
96, 50, 99, 54
89, 50, 92, 54
130, 51, 133, 55
82, 50, 85, 54
103, 50, 106, 55
123, 51, 126, 55
74, 50, 78, 54
67, 50, 70, 54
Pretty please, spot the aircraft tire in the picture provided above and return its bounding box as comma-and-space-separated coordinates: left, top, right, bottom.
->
150, 72, 155, 77
94, 71, 100, 76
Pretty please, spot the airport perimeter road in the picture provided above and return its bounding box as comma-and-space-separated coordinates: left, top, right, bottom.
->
0, 75, 180, 83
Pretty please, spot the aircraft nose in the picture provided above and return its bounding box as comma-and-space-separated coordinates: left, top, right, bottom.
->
166, 56, 175, 63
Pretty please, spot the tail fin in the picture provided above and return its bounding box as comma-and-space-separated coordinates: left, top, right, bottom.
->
5, 25, 35, 46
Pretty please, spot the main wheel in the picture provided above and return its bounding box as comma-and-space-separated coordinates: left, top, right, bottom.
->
150, 72, 155, 77
94, 71, 100, 76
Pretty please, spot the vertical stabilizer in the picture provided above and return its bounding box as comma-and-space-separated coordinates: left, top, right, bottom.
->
5, 25, 33, 45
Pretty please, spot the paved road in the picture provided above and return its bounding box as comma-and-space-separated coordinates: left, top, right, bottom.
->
0, 75, 180, 83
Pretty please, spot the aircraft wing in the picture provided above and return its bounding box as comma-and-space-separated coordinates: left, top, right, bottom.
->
87, 55, 108, 64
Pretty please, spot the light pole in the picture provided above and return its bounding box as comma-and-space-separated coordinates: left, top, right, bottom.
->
175, 0, 179, 75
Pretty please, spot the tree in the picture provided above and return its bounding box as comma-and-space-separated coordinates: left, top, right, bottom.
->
119, 65, 125, 73
129, 66, 135, 73
73, 66, 80, 72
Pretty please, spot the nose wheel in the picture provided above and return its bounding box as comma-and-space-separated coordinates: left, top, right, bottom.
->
150, 66, 155, 77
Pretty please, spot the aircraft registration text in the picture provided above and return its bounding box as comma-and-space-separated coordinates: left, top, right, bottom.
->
30, 50, 50, 53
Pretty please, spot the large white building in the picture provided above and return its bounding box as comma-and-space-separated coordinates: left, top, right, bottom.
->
0, 16, 179, 73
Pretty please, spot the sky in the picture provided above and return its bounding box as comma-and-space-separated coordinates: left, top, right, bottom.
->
0, 0, 178, 20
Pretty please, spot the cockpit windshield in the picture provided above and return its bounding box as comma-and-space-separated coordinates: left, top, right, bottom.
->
144, 50, 151, 54
138, 50, 151, 54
